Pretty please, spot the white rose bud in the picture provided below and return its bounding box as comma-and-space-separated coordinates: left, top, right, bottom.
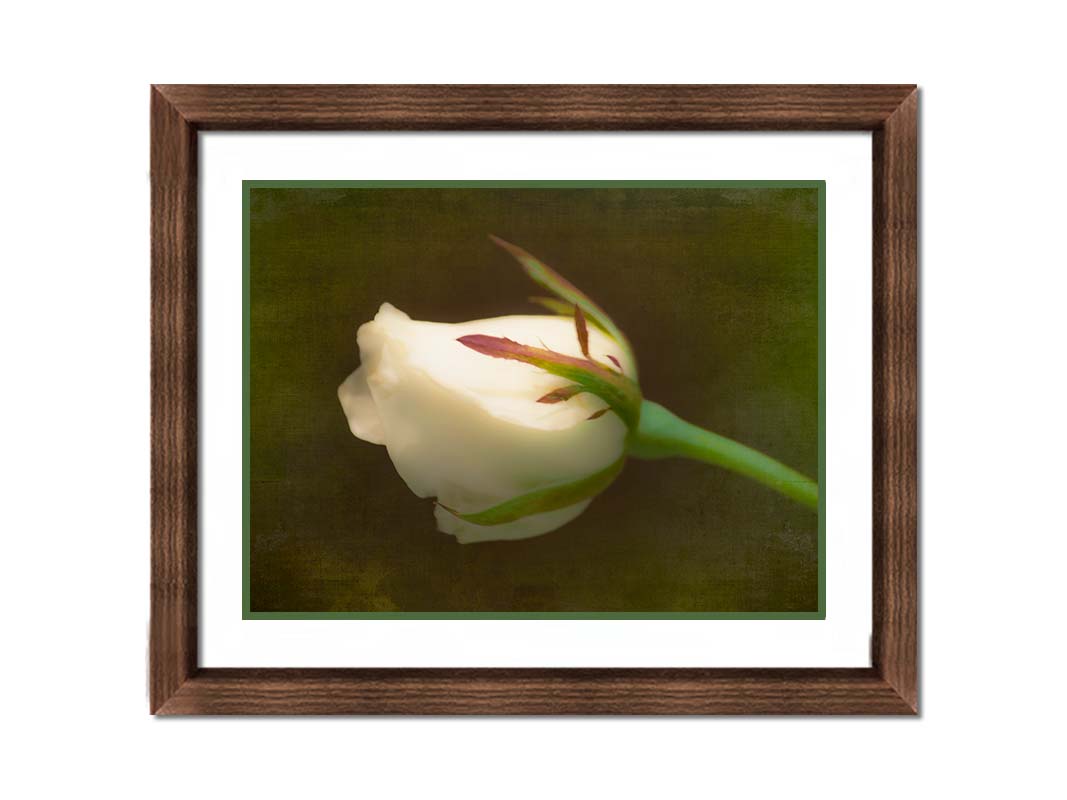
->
339, 237, 819, 545
338, 238, 641, 543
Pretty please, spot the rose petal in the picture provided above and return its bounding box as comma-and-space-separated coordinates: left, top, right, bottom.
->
337, 366, 386, 445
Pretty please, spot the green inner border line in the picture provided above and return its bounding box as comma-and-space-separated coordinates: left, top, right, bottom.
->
242, 179, 826, 621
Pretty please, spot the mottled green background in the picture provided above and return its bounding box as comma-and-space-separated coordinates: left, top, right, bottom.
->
247, 183, 820, 614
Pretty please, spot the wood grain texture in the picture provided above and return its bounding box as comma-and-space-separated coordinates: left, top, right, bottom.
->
871, 89, 920, 711
154, 84, 916, 131
150, 86, 199, 713
156, 668, 913, 715
149, 85, 919, 715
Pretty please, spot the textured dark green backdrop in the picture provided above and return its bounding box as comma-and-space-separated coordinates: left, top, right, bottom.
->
247, 183, 820, 615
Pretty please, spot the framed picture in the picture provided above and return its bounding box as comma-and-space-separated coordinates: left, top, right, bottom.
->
151, 84, 917, 714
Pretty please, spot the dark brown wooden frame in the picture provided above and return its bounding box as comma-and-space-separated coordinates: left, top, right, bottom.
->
151, 85, 917, 715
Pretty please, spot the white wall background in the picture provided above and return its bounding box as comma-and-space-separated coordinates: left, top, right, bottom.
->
2, 2, 1064, 798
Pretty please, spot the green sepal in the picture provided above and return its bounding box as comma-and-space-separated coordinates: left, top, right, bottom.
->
574, 305, 591, 359
437, 458, 625, 526
457, 334, 641, 429
491, 236, 637, 374
528, 296, 609, 336
538, 384, 585, 404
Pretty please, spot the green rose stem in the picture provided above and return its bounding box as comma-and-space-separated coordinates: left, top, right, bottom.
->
628, 400, 819, 511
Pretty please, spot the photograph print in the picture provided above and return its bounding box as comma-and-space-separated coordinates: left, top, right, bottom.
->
245, 181, 823, 618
